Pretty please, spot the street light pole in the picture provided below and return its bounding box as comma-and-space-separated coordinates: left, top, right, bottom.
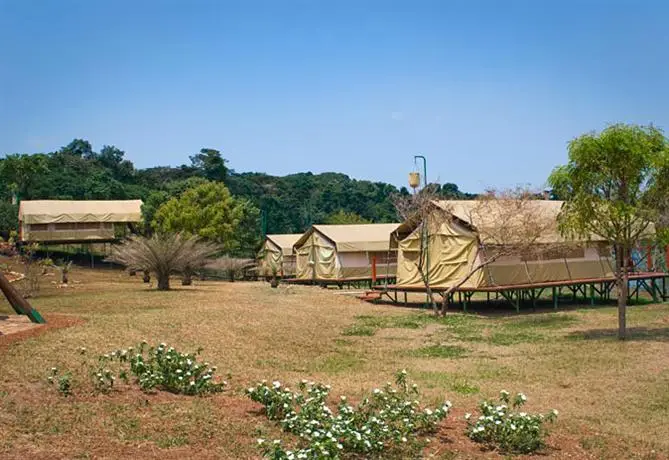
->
414, 155, 427, 188
413, 154, 430, 308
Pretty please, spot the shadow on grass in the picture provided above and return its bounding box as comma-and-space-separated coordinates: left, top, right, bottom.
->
568, 327, 669, 342
376, 296, 658, 318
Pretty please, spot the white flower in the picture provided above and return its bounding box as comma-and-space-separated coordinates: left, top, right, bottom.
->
552, 409, 559, 416
464, 413, 471, 420
273, 439, 281, 445
424, 408, 433, 415
401, 437, 407, 442
373, 389, 382, 394
273, 381, 281, 388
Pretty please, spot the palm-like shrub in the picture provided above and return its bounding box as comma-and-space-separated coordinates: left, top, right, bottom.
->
207, 256, 255, 282
107, 234, 219, 290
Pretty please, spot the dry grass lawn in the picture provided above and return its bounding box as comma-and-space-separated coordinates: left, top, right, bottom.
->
1, 264, 669, 459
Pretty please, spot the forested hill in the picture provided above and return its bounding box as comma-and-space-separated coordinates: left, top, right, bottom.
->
0, 139, 475, 237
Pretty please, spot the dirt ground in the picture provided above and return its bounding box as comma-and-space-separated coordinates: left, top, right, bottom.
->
1, 262, 669, 459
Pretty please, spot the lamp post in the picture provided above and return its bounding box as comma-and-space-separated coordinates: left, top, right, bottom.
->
414, 155, 427, 188
410, 155, 430, 308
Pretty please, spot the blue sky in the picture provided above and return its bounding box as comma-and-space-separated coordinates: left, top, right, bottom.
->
1, 0, 668, 192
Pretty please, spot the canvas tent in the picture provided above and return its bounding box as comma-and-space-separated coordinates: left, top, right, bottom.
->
392, 200, 615, 289
18, 200, 142, 243
258, 234, 301, 277
294, 223, 400, 281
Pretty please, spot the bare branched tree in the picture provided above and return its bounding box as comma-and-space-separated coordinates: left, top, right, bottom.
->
436, 188, 566, 315
394, 187, 569, 316
207, 256, 255, 282
392, 185, 443, 313
107, 233, 219, 290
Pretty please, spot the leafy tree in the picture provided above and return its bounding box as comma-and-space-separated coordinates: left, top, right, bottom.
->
60, 139, 94, 158
440, 182, 476, 199
190, 148, 228, 182
324, 210, 371, 225
0, 154, 49, 199
0, 202, 18, 239
548, 124, 669, 339
107, 234, 218, 290
153, 181, 259, 254
97, 145, 134, 180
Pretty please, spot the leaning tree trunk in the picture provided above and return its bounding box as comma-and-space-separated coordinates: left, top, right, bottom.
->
157, 273, 170, 291
182, 267, 193, 286
417, 266, 438, 314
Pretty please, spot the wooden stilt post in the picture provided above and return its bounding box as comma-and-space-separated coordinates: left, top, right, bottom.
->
552, 286, 558, 309
371, 256, 377, 286
590, 284, 595, 306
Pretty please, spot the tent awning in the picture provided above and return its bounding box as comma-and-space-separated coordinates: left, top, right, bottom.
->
294, 223, 400, 253
19, 200, 143, 225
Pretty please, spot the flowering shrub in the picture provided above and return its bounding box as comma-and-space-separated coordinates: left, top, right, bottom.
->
248, 370, 450, 458
48, 342, 226, 396
47, 367, 73, 396
465, 390, 558, 454
92, 341, 227, 395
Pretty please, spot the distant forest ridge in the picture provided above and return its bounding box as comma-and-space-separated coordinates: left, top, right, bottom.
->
0, 139, 476, 236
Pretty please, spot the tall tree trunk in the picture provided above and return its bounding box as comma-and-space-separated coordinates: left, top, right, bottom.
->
182, 267, 193, 286
616, 244, 628, 340
157, 273, 170, 291
143, 270, 151, 283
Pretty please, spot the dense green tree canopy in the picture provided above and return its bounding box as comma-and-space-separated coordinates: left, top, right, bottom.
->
0, 138, 476, 255
0, 202, 18, 240
548, 123, 669, 339
153, 181, 259, 255
324, 210, 371, 225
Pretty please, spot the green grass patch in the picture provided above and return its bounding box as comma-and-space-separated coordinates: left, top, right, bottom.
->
155, 435, 189, 448
342, 324, 376, 336
409, 344, 468, 359
501, 314, 579, 330
488, 331, 545, 346
309, 351, 364, 374
450, 380, 480, 395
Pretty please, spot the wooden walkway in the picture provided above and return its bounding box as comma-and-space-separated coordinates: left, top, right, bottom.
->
283, 274, 396, 289
371, 272, 668, 311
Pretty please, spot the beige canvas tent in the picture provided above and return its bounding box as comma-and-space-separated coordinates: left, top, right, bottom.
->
18, 200, 142, 243
258, 234, 301, 277
294, 223, 400, 281
392, 200, 614, 289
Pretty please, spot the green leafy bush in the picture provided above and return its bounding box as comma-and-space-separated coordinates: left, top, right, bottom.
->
93, 341, 227, 395
465, 390, 558, 454
248, 370, 450, 458
49, 342, 227, 396
47, 367, 73, 396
